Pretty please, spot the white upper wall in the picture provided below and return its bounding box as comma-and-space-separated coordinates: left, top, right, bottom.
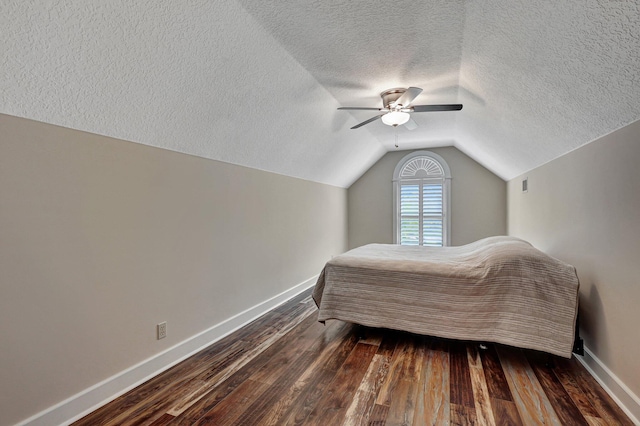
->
2, 0, 640, 185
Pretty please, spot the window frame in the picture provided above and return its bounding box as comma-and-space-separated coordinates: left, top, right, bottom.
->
392, 151, 452, 246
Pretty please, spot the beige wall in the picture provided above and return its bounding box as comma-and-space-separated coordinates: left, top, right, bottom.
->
348, 147, 507, 249
507, 119, 640, 401
0, 114, 347, 425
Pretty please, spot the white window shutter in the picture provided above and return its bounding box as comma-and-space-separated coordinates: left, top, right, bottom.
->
394, 151, 450, 247
422, 184, 443, 247
400, 184, 420, 245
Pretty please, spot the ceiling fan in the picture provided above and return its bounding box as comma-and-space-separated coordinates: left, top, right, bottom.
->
338, 87, 462, 130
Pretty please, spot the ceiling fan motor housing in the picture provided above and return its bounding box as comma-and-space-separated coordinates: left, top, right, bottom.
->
381, 88, 407, 108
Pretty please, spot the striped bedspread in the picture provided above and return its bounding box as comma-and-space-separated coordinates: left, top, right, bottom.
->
312, 236, 580, 358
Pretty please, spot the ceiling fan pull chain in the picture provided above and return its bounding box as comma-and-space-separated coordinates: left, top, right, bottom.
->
395, 130, 399, 148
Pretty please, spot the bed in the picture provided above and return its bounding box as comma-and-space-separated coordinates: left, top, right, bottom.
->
312, 236, 580, 358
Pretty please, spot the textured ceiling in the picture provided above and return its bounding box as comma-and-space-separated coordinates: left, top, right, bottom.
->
2, 1, 640, 186
1, 0, 385, 188
456, 0, 640, 178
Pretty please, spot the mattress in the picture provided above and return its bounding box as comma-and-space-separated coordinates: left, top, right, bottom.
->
312, 236, 580, 357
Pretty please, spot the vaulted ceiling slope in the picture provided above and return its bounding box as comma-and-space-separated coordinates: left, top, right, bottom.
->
3, 1, 639, 187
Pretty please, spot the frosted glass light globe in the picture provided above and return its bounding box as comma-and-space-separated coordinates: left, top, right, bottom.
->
381, 111, 410, 126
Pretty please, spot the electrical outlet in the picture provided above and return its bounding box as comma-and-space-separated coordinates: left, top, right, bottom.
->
157, 322, 167, 340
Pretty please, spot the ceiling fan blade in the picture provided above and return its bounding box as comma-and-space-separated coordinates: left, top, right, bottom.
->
411, 104, 463, 112
350, 114, 384, 129
338, 107, 385, 111
404, 117, 418, 130
391, 87, 423, 107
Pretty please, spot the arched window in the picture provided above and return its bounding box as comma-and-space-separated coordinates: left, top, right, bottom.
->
393, 151, 451, 246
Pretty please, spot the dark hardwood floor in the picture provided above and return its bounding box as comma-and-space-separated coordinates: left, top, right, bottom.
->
75, 289, 633, 425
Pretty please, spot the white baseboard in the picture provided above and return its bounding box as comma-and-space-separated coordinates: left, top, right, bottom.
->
16, 276, 318, 426
576, 345, 640, 425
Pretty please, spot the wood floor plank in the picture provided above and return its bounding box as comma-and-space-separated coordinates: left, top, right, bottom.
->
277, 323, 360, 425
166, 300, 317, 416
230, 321, 353, 426
367, 403, 390, 426
480, 344, 513, 402
385, 335, 427, 425
525, 352, 589, 426
147, 413, 175, 425
496, 346, 562, 426
277, 363, 340, 426
374, 339, 403, 407
563, 357, 635, 426
188, 316, 322, 424
450, 341, 475, 409
341, 331, 398, 426
451, 402, 478, 425
413, 339, 450, 426
552, 357, 601, 420
190, 379, 270, 426
342, 353, 391, 426
172, 315, 338, 425
232, 350, 323, 426
386, 377, 423, 425
249, 314, 323, 385
308, 322, 360, 371
479, 344, 522, 425
491, 398, 523, 426
247, 368, 319, 426
171, 367, 256, 425
467, 345, 496, 426
375, 333, 420, 407
584, 415, 610, 426
304, 342, 379, 425
164, 312, 313, 422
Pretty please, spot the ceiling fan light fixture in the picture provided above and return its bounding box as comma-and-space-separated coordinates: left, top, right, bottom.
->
381, 111, 410, 127
338, 87, 462, 130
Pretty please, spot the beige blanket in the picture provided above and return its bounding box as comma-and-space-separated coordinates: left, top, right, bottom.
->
313, 236, 579, 357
